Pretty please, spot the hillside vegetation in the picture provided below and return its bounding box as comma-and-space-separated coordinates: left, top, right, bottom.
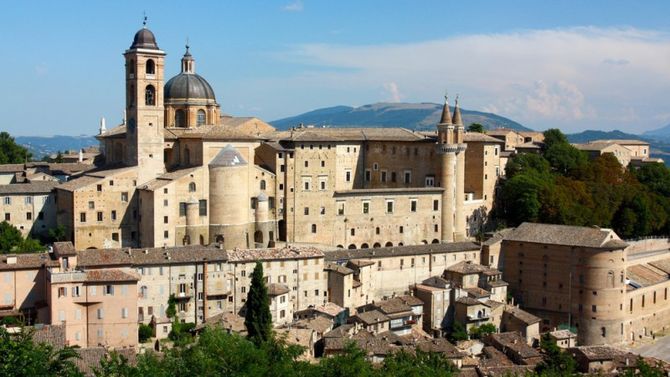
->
495, 129, 670, 239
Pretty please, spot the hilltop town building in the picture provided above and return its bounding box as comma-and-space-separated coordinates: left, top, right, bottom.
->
43, 25, 503, 251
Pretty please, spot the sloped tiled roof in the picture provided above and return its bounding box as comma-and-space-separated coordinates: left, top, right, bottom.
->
504, 222, 626, 249
0, 181, 56, 194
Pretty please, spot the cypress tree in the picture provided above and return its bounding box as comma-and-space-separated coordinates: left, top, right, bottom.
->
244, 261, 272, 346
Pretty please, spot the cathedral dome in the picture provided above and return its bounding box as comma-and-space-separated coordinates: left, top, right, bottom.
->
164, 73, 216, 101
130, 28, 159, 50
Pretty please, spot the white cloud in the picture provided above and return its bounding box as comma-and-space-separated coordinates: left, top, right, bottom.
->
282, 0, 303, 12
383, 82, 402, 102
271, 27, 670, 132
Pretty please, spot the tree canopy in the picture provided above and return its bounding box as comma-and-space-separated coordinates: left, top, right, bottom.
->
495, 129, 670, 239
0, 132, 31, 164
0, 221, 44, 254
467, 123, 484, 133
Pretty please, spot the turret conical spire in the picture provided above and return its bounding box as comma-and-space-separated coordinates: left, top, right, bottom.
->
439, 94, 452, 125
452, 95, 463, 126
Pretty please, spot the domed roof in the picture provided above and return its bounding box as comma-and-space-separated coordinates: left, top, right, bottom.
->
130, 28, 159, 50
165, 73, 216, 101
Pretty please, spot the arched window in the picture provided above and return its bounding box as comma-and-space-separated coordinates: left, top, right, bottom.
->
260, 180, 266, 190
188, 182, 196, 192
199, 235, 205, 245
197, 109, 206, 126
146, 59, 155, 75
215, 235, 224, 244
175, 110, 186, 127
128, 59, 135, 75
140, 286, 148, 298
385, 242, 393, 247
145, 85, 156, 106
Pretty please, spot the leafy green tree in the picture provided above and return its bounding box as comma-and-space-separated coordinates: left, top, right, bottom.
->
542, 128, 569, 151
502, 174, 545, 225
0, 221, 24, 253
54, 151, 64, 163
138, 324, 154, 343
448, 321, 469, 342
534, 333, 577, 376
244, 261, 273, 346
381, 349, 456, 377
0, 327, 83, 377
469, 323, 497, 339
544, 142, 587, 176
467, 123, 484, 133
94, 352, 139, 377
165, 294, 177, 319
318, 342, 377, 377
622, 357, 668, 377
0, 132, 31, 164
504, 153, 551, 179
0, 222, 44, 254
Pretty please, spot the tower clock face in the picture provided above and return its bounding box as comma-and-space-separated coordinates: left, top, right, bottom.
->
128, 118, 136, 133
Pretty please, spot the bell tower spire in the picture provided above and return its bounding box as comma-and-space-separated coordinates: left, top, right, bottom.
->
124, 22, 166, 184
181, 42, 195, 74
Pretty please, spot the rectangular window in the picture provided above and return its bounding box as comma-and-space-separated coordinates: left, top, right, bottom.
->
112, 232, 119, 241
362, 201, 370, 214
179, 202, 187, 216
88, 201, 95, 209
319, 178, 327, 190
425, 176, 435, 187
26, 212, 32, 220
404, 171, 411, 184
199, 200, 207, 216
97, 212, 103, 222
399, 226, 404, 233
345, 170, 352, 182
104, 285, 114, 296
410, 199, 417, 212
365, 169, 371, 182
121, 192, 128, 202
164, 216, 168, 224
433, 200, 439, 211
80, 212, 86, 223
320, 207, 325, 215
337, 201, 345, 215
163, 199, 168, 207
304, 207, 309, 216
4, 213, 8, 221
97, 184, 102, 192
381, 170, 387, 182
25, 196, 32, 204
386, 200, 394, 214
72, 286, 80, 297
121, 308, 128, 318
164, 230, 169, 239
58, 287, 67, 297
97, 308, 104, 319
391, 172, 397, 182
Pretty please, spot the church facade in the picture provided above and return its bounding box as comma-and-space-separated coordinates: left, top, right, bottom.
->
55, 26, 503, 251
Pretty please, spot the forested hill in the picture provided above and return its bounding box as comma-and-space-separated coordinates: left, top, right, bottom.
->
271, 102, 530, 131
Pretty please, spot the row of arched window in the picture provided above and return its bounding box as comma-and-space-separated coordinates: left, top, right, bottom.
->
127, 59, 155, 76
174, 109, 207, 127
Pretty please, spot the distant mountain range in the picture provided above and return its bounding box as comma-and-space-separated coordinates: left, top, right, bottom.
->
270, 102, 531, 131
17, 135, 98, 159
643, 123, 670, 139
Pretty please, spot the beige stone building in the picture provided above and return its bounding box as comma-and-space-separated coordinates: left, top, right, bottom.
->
41, 25, 505, 252
0, 181, 57, 238
573, 139, 663, 167
501, 222, 670, 346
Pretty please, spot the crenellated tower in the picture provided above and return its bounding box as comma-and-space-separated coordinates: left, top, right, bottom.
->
124, 21, 166, 184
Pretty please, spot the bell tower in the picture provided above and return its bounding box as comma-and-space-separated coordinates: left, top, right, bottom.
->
124, 20, 166, 184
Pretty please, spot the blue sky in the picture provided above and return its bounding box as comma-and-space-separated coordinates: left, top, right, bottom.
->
1, 0, 669, 136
